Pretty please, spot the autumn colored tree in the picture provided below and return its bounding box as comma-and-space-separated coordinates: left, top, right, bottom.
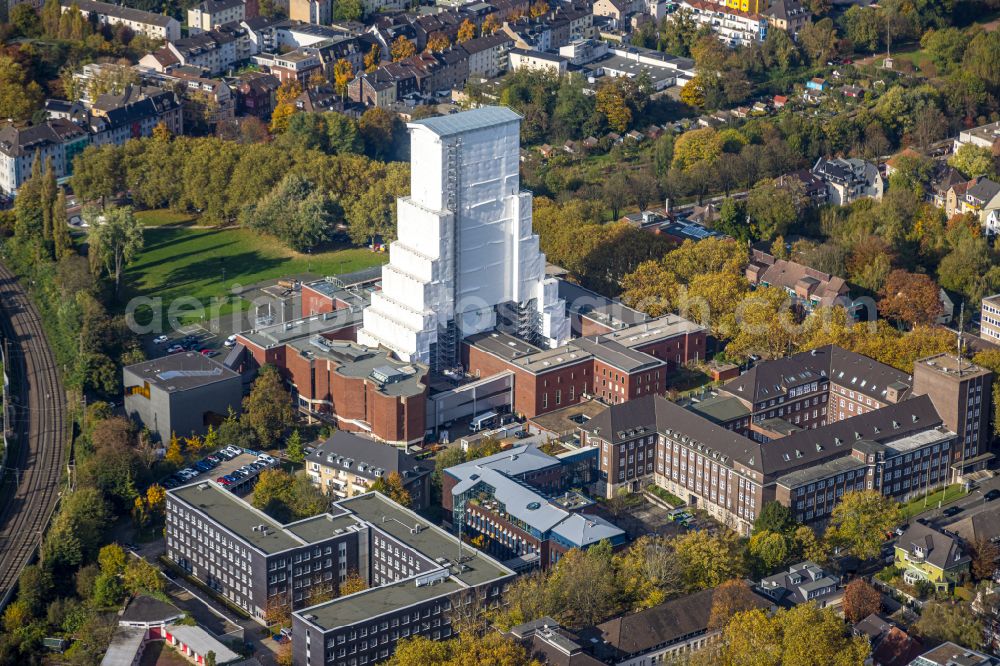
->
391, 35, 416, 62
364, 43, 381, 72
270, 79, 302, 133
673, 529, 746, 591
680, 75, 706, 108
152, 121, 172, 142
971, 537, 1000, 581
842, 579, 882, 623
165, 433, 184, 466
595, 80, 632, 133
827, 490, 903, 561
333, 58, 353, 99
425, 31, 450, 52
748, 530, 791, 572
914, 602, 984, 649
877, 270, 942, 327
708, 579, 761, 630
457, 18, 476, 42
339, 571, 367, 596
481, 13, 500, 34
529, 0, 549, 16
370, 471, 412, 507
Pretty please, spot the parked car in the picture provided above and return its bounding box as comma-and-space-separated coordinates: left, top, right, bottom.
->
153, 335, 169, 344
167, 344, 184, 353
942, 506, 963, 517
894, 524, 908, 537
985, 489, 1000, 502
224, 335, 238, 348
217, 476, 232, 486
206, 455, 221, 464
258, 453, 276, 464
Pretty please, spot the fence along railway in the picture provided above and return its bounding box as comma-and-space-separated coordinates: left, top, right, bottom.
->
0, 262, 67, 609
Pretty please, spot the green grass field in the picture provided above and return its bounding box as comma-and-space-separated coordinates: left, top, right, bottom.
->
135, 209, 201, 227
900, 483, 965, 520
122, 220, 386, 325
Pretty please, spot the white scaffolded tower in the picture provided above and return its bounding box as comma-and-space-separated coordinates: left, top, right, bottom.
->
358, 106, 570, 371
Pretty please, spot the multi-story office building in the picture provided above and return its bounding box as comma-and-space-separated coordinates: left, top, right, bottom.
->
442, 443, 623, 569
982, 294, 1000, 345
289, 493, 515, 666
306, 431, 431, 509
582, 348, 993, 533
166, 483, 515, 664
357, 106, 571, 371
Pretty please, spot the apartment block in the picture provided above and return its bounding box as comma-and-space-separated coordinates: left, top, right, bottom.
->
306, 431, 431, 509
62, 0, 181, 41
188, 0, 246, 33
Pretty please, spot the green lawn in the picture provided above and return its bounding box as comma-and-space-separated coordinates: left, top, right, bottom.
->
135, 209, 201, 227
901, 483, 966, 520
122, 223, 387, 325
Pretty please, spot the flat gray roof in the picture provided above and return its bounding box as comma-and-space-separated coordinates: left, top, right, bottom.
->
171, 482, 308, 555
302, 576, 466, 630
688, 394, 751, 423
776, 454, 866, 489
284, 511, 361, 543
238, 310, 362, 349
409, 105, 521, 137
338, 493, 510, 586
124, 352, 239, 393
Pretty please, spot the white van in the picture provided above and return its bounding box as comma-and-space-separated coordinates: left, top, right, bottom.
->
470, 410, 498, 432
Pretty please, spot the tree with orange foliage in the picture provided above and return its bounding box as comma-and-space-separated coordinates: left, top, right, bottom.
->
364, 43, 381, 72
529, 0, 549, 17
842, 578, 882, 623
333, 58, 353, 99
457, 18, 476, 42
878, 269, 943, 327
425, 30, 450, 52
390, 35, 416, 61
481, 13, 500, 34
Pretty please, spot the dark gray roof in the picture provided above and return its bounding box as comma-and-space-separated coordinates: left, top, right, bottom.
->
966, 178, 1000, 203
64, 0, 176, 26
308, 431, 429, 483
897, 523, 970, 571
120, 595, 183, 624
0, 123, 61, 158
124, 352, 240, 393
581, 586, 770, 659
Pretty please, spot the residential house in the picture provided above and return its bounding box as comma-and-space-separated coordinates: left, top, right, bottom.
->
773, 94, 788, 108
756, 561, 842, 609
954, 120, 1000, 152
950, 504, 1000, 546
289, 0, 330, 24
852, 615, 924, 666
62, 0, 181, 41
745, 245, 853, 313
962, 177, 1000, 227
233, 71, 280, 119
928, 165, 967, 212
781, 169, 828, 205
188, 0, 245, 34
253, 47, 322, 84
0, 121, 80, 195
680, 0, 768, 46
806, 77, 826, 91
459, 33, 514, 78
509, 48, 568, 74
946, 179, 971, 218
894, 523, 970, 593
305, 430, 431, 509
86, 85, 184, 144
166, 26, 251, 76
763, 0, 809, 35
593, 0, 638, 28
811, 156, 884, 205
576, 587, 774, 663
166, 70, 236, 131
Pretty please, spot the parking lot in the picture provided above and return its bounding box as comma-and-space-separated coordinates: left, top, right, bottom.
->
612, 499, 700, 540
162, 448, 277, 495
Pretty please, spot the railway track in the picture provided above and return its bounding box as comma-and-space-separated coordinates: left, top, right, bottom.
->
0, 262, 67, 608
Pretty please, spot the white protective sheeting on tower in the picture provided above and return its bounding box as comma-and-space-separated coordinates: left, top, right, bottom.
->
358, 106, 570, 365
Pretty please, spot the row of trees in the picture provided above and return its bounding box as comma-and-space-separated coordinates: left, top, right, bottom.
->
70, 129, 410, 250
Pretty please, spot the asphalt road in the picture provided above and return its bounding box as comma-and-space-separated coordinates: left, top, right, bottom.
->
919, 475, 1000, 529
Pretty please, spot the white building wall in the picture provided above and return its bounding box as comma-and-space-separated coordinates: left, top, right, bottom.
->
359, 107, 569, 366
